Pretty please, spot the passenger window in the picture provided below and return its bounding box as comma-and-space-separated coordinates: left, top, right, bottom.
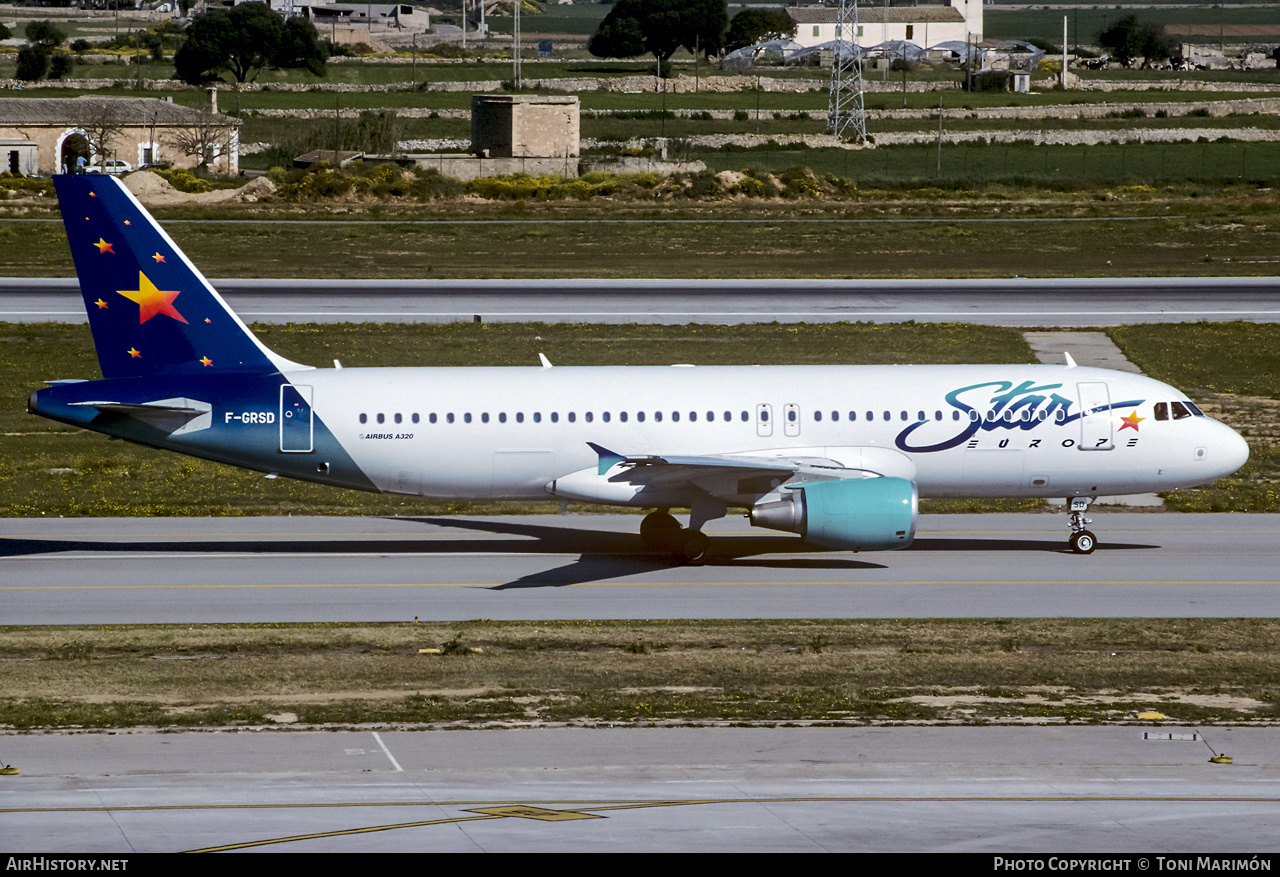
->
464, 413, 472, 424
849, 411, 856, 421
689, 412, 697, 422
618, 412, 626, 422
917, 411, 925, 421
377, 413, 385, 424
429, 413, 437, 424
412, 413, 420, 424
534, 412, 541, 423
551, 412, 558, 423
394, 413, 402, 424
603, 412, 611, 423
516, 412, 523, 423
723, 411, 731, 422
672, 412, 680, 422
741, 411, 749, 422
568, 412, 576, 423
655, 411, 663, 422
447, 413, 455, 424
883, 411, 890, 421
637, 412, 645, 423
585, 412, 593, 423
499, 413, 507, 423
814, 411, 823, 422
359, 413, 367, 424
481, 413, 489, 423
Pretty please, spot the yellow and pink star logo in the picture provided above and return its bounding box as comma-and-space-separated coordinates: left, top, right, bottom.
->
116, 272, 187, 325
1119, 411, 1144, 432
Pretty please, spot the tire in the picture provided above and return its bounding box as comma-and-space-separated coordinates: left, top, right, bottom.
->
640, 511, 681, 549
1069, 530, 1097, 554
674, 530, 709, 564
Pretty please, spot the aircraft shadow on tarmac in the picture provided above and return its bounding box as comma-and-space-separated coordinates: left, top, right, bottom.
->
0, 519, 1159, 590
407, 517, 889, 589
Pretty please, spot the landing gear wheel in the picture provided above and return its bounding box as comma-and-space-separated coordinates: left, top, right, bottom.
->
640, 511, 681, 549
1069, 530, 1097, 555
674, 529, 710, 565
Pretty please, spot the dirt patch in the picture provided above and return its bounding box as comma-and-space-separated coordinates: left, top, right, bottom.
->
122, 171, 276, 207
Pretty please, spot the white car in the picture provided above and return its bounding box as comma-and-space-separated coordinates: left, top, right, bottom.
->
86, 159, 133, 175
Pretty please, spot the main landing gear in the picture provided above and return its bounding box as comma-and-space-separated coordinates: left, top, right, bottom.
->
640, 510, 710, 564
1067, 497, 1097, 554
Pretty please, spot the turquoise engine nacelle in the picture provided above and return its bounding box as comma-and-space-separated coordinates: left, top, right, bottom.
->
749, 477, 918, 551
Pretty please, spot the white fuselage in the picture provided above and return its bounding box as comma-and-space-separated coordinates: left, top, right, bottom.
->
285, 363, 1248, 505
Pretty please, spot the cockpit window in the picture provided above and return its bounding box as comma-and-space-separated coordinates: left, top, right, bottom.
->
1171, 401, 1193, 420
1154, 402, 1168, 421
1185, 401, 1204, 416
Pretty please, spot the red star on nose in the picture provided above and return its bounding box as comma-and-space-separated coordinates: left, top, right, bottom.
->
1120, 411, 1144, 432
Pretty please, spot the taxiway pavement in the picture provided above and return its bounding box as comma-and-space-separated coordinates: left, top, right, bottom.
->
2, 726, 1275, 852
3, 277, 1280, 324
4, 513, 1277, 623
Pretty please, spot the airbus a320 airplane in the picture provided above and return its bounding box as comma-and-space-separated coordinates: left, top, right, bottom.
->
29, 175, 1250, 561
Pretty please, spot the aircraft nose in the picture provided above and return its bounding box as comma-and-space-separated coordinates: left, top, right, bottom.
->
1215, 421, 1250, 477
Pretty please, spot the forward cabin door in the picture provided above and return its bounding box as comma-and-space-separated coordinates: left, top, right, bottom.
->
1077, 382, 1114, 451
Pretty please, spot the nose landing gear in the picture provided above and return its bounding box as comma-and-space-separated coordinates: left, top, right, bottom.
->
1067, 497, 1097, 554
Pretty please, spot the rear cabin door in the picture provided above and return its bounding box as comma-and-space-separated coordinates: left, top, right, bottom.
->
280, 384, 314, 453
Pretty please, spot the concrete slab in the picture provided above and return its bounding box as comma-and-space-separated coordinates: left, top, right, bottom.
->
1023, 330, 1144, 374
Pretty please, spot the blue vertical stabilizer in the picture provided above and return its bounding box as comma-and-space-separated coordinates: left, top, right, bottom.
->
54, 174, 308, 379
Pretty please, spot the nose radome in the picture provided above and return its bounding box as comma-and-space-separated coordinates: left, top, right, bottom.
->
1214, 421, 1250, 477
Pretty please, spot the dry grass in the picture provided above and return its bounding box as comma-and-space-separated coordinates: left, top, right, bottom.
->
3, 619, 1277, 729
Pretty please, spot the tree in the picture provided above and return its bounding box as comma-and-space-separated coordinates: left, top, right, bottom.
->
588, 0, 727, 64
724, 8, 796, 53
165, 113, 232, 170
174, 2, 328, 86
15, 20, 66, 82
15, 46, 48, 83
1098, 15, 1176, 66
77, 100, 127, 165
25, 20, 66, 50
0, 24, 12, 42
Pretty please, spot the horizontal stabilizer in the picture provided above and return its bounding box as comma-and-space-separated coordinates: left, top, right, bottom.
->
68, 397, 212, 435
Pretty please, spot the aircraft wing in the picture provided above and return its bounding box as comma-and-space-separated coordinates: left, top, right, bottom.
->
586, 442, 876, 491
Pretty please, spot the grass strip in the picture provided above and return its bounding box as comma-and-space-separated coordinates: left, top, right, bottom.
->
2, 619, 1276, 729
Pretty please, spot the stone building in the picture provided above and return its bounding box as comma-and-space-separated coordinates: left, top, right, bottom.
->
0, 96, 241, 176
788, 1, 984, 48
